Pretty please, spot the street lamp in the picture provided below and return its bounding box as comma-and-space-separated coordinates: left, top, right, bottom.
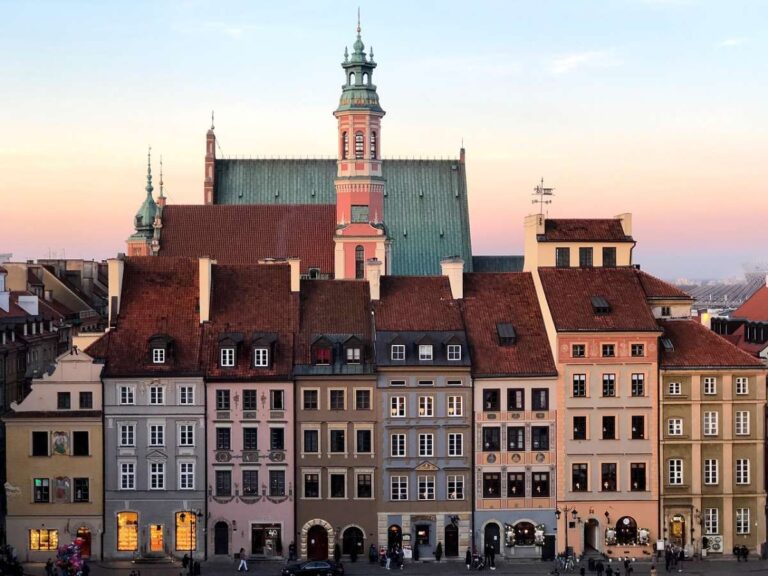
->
180, 510, 203, 576
556, 507, 579, 557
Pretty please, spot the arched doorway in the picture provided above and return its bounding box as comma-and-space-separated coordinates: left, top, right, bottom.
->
214, 522, 229, 555
388, 525, 402, 549
342, 527, 364, 556
445, 524, 459, 557
307, 525, 328, 560
669, 515, 686, 547
484, 523, 501, 554
616, 517, 637, 545
584, 519, 600, 552
514, 522, 535, 546
76, 527, 92, 557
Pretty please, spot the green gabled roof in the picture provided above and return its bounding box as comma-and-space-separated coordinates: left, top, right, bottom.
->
214, 158, 473, 276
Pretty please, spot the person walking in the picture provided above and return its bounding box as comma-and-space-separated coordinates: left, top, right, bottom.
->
596, 560, 604, 576
650, 564, 657, 576
487, 542, 495, 570
385, 547, 392, 570
465, 548, 472, 570
45, 558, 54, 576
238, 547, 248, 572
664, 548, 672, 573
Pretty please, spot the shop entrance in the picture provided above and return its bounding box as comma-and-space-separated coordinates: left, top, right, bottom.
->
76, 527, 92, 558
252, 524, 282, 556
307, 525, 328, 560
149, 524, 164, 552
445, 524, 459, 557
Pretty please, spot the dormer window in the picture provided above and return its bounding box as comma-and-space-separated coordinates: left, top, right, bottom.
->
312, 336, 333, 365
152, 348, 166, 364
218, 333, 244, 369
220, 348, 235, 367
343, 336, 363, 365
419, 345, 433, 361
497, 323, 517, 346
447, 344, 462, 361
591, 296, 611, 315
251, 333, 277, 369
346, 347, 360, 363
253, 347, 269, 367
391, 344, 405, 361
148, 334, 173, 365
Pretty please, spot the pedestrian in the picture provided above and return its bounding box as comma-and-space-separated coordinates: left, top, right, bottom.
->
289, 541, 297, 562
596, 560, 604, 576
82, 560, 90, 576
664, 548, 672, 572
385, 547, 392, 570
650, 564, 657, 576
677, 548, 684, 572
369, 544, 378, 563
580, 566, 586, 576
606, 564, 613, 576
740, 546, 748, 562
487, 543, 495, 571
466, 548, 472, 570
397, 546, 404, 570
238, 547, 248, 572
623, 559, 630, 576
45, 558, 54, 576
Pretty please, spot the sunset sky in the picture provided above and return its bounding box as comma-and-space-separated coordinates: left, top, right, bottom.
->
2, 0, 766, 280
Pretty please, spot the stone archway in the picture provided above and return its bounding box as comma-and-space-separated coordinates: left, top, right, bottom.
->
301, 519, 334, 560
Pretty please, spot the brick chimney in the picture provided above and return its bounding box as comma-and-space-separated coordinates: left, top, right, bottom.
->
199, 257, 214, 323
366, 259, 383, 301
18, 294, 39, 316
287, 258, 301, 293
616, 213, 633, 237
441, 257, 464, 300
107, 255, 125, 328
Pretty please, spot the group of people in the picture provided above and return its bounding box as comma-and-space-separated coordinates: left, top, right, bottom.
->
463, 543, 496, 570
381, 544, 405, 569
663, 546, 685, 573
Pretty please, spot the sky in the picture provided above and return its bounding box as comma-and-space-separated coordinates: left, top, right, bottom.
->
1, 0, 766, 281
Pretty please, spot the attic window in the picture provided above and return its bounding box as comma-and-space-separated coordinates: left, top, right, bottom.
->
661, 337, 674, 352
497, 323, 517, 346
345, 346, 361, 364
220, 348, 235, 367
152, 348, 166, 364
148, 334, 173, 364
312, 337, 333, 365
447, 344, 462, 361
591, 296, 611, 315
391, 344, 405, 361
418, 345, 433, 361
254, 347, 269, 367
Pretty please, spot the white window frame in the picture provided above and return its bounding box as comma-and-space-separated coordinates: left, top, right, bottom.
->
418, 344, 433, 361
119, 423, 135, 447
735, 377, 749, 395
178, 385, 194, 405
448, 432, 463, 456
703, 459, 718, 485
178, 423, 195, 447
149, 385, 165, 405
346, 347, 361, 363
354, 470, 374, 500
391, 433, 406, 457
355, 427, 373, 454
735, 411, 750, 435
149, 462, 165, 490
667, 381, 681, 396
703, 508, 719, 535
149, 423, 165, 447
447, 395, 463, 416
703, 411, 718, 436
736, 459, 750, 485
119, 461, 136, 490
390, 396, 406, 418
667, 418, 683, 436
391, 475, 408, 501
254, 347, 269, 367
179, 462, 195, 490
736, 508, 750, 534
389, 379, 406, 387
152, 348, 166, 364
447, 474, 465, 500
418, 475, 435, 500
118, 385, 135, 405
391, 344, 405, 361
220, 348, 235, 367
447, 344, 462, 361
418, 396, 434, 417
418, 433, 434, 457
703, 377, 717, 395
668, 459, 683, 485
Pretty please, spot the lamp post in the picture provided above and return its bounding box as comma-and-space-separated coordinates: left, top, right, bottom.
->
556, 507, 579, 557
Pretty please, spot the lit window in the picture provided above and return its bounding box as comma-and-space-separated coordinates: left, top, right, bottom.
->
152, 348, 166, 364
175, 511, 197, 551
29, 529, 58, 551
447, 344, 461, 361
391, 344, 405, 361
117, 512, 138, 551
314, 346, 331, 365
447, 395, 463, 416
419, 345, 433, 361
254, 347, 269, 367
220, 348, 235, 367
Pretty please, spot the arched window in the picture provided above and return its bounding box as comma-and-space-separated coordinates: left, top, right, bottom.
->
355, 132, 364, 159
362, 72, 368, 85
615, 516, 637, 545
355, 245, 365, 279
514, 521, 536, 546
342, 132, 348, 160
349, 72, 355, 85
370, 131, 377, 159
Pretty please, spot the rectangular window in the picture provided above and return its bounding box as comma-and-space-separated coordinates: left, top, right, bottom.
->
507, 426, 525, 451
149, 462, 165, 490
602, 344, 615, 357
270, 389, 284, 410
242, 389, 257, 410
179, 462, 195, 490
532, 472, 550, 497
532, 426, 550, 450
72, 431, 89, 456
668, 459, 683, 485
483, 389, 501, 411
243, 428, 258, 451
29, 529, 58, 551
667, 382, 682, 395
391, 433, 406, 457
73, 478, 89, 502
419, 345, 433, 361
573, 374, 586, 397
149, 424, 165, 446
351, 204, 369, 223
356, 429, 372, 453
356, 473, 372, 498
556, 247, 570, 268
116, 512, 138, 551
572, 344, 586, 358
418, 475, 436, 500
269, 470, 285, 496
418, 379, 434, 386
119, 386, 135, 405
179, 386, 194, 405
448, 432, 463, 456
661, 306, 671, 317
573, 416, 587, 440
603, 246, 617, 267
630, 463, 646, 491
390, 396, 406, 417
602, 416, 616, 440
304, 473, 319, 498
216, 428, 231, 451
507, 388, 524, 410
579, 247, 593, 267
302, 389, 318, 410
152, 348, 166, 364
482, 427, 501, 451
602, 373, 616, 397
329, 429, 346, 453
532, 389, 549, 410
667, 419, 683, 436
703, 411, 718, 436
447, 475, 464, 500
270, 427, 285, 451
483, 472, 502, 498
355, 389, 371, 410
418, 433, 434, 457
79, 391, 93, 409
631, 374, 645, 397
704, 508, 719, 535
345, 346, 361, 364
33, 478, 50, 503
735, 377, 749, 395
120, 462, 136, 490
242, 470, 258, 496
601, 463, 617, 491
179, 424, 194, 447
216, 389, 230, 410
329, 473, 345, 498
447, 344, 462, 361
736, 508, 750, 534
447, 395, 463, 416
704, 459, 719, 485
303, 429, 319, 453
215, 470, 231, 496
631, 344, 645, 357
735, 411, 750, 435
631, 415, 645, 439
329, 390, 345, 410
391, 476, 408, 500
572, 463, 588, 491
736, 459, 750, 485
57, 392, 71, 409
507, 472, 524, 497
703, 377, 717, 395
254, 347, 269, 367
418, 396, 434, 417
220, 348, 235, 367
391, 344, 405, 361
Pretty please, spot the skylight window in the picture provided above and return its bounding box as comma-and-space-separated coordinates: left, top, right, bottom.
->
591, 296, 611, 315
497, 323, 517, 346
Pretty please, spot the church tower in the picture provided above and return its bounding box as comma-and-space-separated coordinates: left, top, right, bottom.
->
126, 149, 158, 256
333, 17, 389, 279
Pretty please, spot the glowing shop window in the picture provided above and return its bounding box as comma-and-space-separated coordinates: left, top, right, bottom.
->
175, 512, 197, 551
117, 512, 139, 551
150, 524, 164, 552
29, 529, 59, 551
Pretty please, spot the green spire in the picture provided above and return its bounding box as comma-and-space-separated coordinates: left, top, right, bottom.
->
145, 147, 154, 195
337, 11, 384, 114
130, 147, 158, 239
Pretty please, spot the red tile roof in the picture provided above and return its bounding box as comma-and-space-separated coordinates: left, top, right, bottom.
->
97, 257, 203, 377
659, 319, 765, 369
158, 205, 336, 274
296, 279, 372, 364
461, 273, 556, 377
202, 263, 295, 379
373, 276, 463, 331
732, 285, 768, 321
722, 324, 768, 357
637, 271, 692, 300
538, 267, 660, 332
540, 219, 633, 242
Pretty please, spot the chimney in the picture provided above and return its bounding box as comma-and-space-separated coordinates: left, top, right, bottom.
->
199, 257, 214, 323
366, 259, 383, 301
0, 267, 8, 312
18, 294, 39, 316
616, 212, 633, 237
287, 258, 301, 293
441, 257, 464, 300
107, 255, 125, 328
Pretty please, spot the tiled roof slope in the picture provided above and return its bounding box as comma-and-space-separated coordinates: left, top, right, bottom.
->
97, 257, 203, 377
637, 271, 692, 300
202, 264, 295, 379
158, 205, 335, 274
539, 219, 633, 242
373, 276, 463, 331
295, 279, 372, 365
461, 273, 556, 377
659, 319, 765, 369
213, 158, 473, 276
472, 255, 524, 273
722, 325, 768, 357
732, 285, 768, 321
538, 267, 660, 332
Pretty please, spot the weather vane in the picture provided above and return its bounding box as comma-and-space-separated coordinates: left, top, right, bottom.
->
532, 178, 554, 217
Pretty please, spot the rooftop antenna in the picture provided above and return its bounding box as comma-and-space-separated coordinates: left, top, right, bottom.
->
211, 110, 215, 131
532, 177, 554, 217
